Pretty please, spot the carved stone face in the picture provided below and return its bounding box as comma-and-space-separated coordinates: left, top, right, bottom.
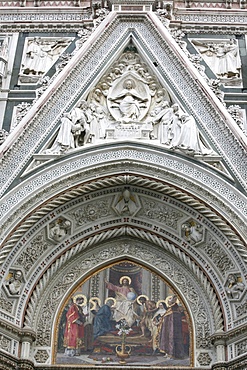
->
124, 80, 133, 89
14, 270, 22, 280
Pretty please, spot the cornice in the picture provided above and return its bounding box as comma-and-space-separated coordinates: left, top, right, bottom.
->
0, 319, 36, 341
211, 323, 247, 344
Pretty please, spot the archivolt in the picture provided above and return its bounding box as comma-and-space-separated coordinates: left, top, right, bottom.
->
1, 173, 246, 269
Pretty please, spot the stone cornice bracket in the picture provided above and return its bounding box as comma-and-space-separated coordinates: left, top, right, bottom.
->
0, 319, 36, 342
20, 326, 36, 343
211, 323, 247, 344
210, 330, 227, 346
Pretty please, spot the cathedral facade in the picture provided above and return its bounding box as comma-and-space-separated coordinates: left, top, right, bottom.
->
0, 0, 247, 369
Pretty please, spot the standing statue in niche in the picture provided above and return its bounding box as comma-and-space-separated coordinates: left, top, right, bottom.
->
0, 36, 9, 79
214, 39, 241, 78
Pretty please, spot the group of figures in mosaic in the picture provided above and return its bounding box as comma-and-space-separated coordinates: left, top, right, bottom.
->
58, 267, 190, 364
44, 49, 213, 156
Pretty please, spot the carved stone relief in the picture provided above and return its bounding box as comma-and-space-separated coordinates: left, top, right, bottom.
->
138, 198, 183, 228
0, 334, 11, 354
227, 105, 247, 135
235, 338, 247, 357
112, 188, 141, 216
19, 37, 71, 84
48, 218, 72, 243
236, 300, 247, 317
0, 290, 14, 313
1, 16, 246, 203
15, 234, 52, 272
34, 349, 50, 364
197, 352, 212, 366
225, 273, 245, 300
1, 183, 244, 333
3, 269, 24, 297
69, 198, 113, 226
191, 38, 242, 87
203, 235, 235, 278
181, 219, 204, 246
42, 46, 216, 159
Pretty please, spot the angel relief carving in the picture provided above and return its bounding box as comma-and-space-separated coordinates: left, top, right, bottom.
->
43, 47, 215, 158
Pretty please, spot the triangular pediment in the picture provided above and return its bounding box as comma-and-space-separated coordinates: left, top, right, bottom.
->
0, 12, 246, 195
31, 41, 221, 167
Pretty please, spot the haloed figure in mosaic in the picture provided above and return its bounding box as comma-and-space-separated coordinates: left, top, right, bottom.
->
64, 295, 88, 357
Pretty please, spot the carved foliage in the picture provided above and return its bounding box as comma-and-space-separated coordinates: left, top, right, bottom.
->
69, 199, 112, 226
204, 236, 235, 277
0, 334, 11, 354
138, 199, 183, 228
16, 234, 51, 271
236, 339, 247, 357
197, 352, 212, 366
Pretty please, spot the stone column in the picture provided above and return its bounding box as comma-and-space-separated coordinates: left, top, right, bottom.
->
211, 331, 226, 363
20, 327, 36, 360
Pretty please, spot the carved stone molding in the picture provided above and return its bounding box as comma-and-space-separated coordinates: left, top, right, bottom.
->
0, 165, 246, 260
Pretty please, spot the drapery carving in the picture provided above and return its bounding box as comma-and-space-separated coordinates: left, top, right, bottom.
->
44, 46, 215, 158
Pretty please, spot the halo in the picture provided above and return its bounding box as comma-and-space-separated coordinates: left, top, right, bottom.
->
156, 299, 167, 308
119, 276, 131, 285
123, 78, 136, 89
136, 294, 149, 305
89, 297, 101, 310
165, 295, 179, 307
73, 294, 87, 307
105, 297, 117, 307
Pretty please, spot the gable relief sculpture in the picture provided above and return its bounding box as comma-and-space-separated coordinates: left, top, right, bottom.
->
41, 47, 218, 162
19, 37, 71, 84
191, 38, 242, 87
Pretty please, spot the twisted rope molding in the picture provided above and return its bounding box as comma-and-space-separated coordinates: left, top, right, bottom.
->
1, 174, 246, 270
23, 226, 223, 336
24, 226, 128, 327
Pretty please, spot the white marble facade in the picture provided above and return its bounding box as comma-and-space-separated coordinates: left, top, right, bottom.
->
0, 1, 247, 370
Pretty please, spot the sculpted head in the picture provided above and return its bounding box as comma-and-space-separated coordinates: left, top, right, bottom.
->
123, 79, 135, 90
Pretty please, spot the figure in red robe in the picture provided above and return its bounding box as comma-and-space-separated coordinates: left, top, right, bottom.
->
63, 295, 86, 356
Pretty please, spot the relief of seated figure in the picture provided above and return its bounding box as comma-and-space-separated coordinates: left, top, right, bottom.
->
107, 77, 150, 123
